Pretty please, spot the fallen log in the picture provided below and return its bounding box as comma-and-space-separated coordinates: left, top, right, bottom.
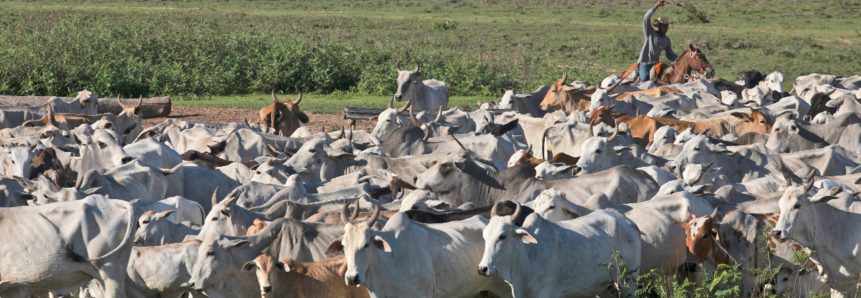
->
0, 95, 171, 118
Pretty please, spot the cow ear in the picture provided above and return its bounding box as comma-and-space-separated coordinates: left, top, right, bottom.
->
454, 161, 467, 172
515, 229, 537, 244
295, 111, 310, 123
810, 187, 842, 204
730, 112, 749, 120
134, 107, 142, 116
707, 144, 731, 154
711, 228, 720, 240
373, 236, 391, 252
326, 239, 344, 254
155, 210, 176, 220
241, 262, 257, 273
673, 221, 690, 229
227, 240, 251, 248
324, 147, 355, 160
688, 184, 712, 195
371, 116, 379, 122
563, 208, 580, 219
613, 146, 633, 154
276, 261, 290, 273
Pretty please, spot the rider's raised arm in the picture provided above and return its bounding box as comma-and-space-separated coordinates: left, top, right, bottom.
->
643, 7, 657, 38
665, 38, 679, 62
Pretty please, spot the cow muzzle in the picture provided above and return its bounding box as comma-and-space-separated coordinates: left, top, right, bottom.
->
187, 281, 203, 292
394, 94, 403, 101
121, 157, 134, 164
262, 286, 272, 293
771, 229, 787, 243
346, 273, 361, 285
477, 265, 492, 276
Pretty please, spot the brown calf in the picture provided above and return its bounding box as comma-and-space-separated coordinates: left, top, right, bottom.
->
259, 91, 309, 136
623, 115, 730, 149
539, 70, 597, 112
242, 254, 370, 298
610, 86, 683, 101
245, 218, 271, 236
508, 146, 579, 168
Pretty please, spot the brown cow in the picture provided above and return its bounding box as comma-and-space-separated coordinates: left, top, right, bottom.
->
245, 218, 271, 236
587, 105, 626, 127
539, 70, 597, 112
29, 147, 74, 187
610, 86, 683, 101
624, 109, 773, 149
242, 254, 370, 298
24, 96, 144, 143
259, 90, 309, 136
508, 146, 578, 168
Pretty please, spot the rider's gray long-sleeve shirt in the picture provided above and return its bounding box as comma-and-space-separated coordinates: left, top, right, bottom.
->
637, 7, 678, 64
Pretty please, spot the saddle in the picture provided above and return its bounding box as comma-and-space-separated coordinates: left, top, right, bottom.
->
619, 62, 666, 82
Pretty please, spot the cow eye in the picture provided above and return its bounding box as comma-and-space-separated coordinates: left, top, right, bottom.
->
547, 205, 555, 210
693, 147, 700, 151
363, 243, 369, 249
595, 149, 601, 154
211, 217, 218, 221
498, 235, 506, 241
386, 119, 391, 122
775, 128, 781, 132
98, 142, 107, 149
790, 126, 797, 131
793, 203, 800, 209
760, 120, 765, 124
783, 277, 789, 281
308, 148, 316, 153
142, 220, 149, 224
207, 251, 215, 257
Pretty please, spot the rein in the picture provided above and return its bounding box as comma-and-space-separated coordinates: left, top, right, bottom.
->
671, 50, 710, 82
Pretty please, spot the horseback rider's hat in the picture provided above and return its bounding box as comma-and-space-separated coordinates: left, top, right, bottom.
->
652, 17, 671, 27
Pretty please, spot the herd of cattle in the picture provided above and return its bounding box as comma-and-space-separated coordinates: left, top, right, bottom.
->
1, 66, 861, 298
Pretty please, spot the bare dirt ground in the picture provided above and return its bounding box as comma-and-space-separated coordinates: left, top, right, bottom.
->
142, 106, 376, 132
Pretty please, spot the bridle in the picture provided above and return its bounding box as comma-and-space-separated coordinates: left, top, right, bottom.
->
673, 49, 710, 81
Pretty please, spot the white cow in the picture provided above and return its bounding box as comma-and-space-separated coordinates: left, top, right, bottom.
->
478, 206, 641, 298
328, 207, 513, 298
393, 61, 449, 111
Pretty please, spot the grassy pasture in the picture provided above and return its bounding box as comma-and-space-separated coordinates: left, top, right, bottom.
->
0, 0, 858, 113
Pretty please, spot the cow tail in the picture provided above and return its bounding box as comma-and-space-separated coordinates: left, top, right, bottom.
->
88, 200, 136, 262
541, 126, 552, 160
159, 161, 192, 175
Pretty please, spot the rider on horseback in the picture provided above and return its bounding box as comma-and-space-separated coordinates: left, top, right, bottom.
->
638, 0, 678, 83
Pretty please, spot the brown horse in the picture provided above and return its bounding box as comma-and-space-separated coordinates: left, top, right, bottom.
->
657, 43, 715, 85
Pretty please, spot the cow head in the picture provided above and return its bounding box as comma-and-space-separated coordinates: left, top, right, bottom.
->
398, 190, 453, 213
394, 61, 421, 101
656, 161, 714, 197
411, 104, 459, 138
76, 129, 131, 186
766, 114, 818, 154
648, 126, 677, 154
500, 89, 517, 110
506, 145, 541, 168
588, 80, 625, 112
576, 120, 631, 174
117, 95, 145, 145
414, 151, 472, 194
282, 138, 355, 184
134, 209, 176, 245
539, 70, 591, 111
534, 161, 579, 181
532, 188, 581, 222
197, 188, 245, 239
2, 145, 38, 179
730, 109, 772, 135
673, 209, 721, 262
478, 202, 536, 276
189, 233, 251, 292
327, 203, 388, 286
371, 96, 412, 139
742, 70, 764, 89
669, 135, 729, 175
772, 176, 841, 243
242, 254, 285, 294
74, 89, 98, 114
764, 72, 785, 94
259, 90, 309, 137
250, 159, 291, 185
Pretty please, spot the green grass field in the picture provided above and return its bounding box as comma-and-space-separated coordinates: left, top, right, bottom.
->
172, 93, 490, 114
1, 0, 858, 113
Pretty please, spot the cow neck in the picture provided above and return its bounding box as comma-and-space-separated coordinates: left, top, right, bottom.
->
280, 258, 346, 295
497, 218, 554, 296
453, 162, 536, 207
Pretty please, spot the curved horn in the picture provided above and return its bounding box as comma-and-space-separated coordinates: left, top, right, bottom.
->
410, 103, 422, 127
137, 95, 144, 107
395, 60, 403, 72
341, 201, 350, 224
350, 200, 361, 221
561, 70, 568, 84
422, 128, 431, 142
244, 118, 252, 128
700, 128, 711, 135
336, 127, 345, 139
606, 124, 620, 143
117, 94, 123, 105
434, 106, 443, 123
395, 96, 412, 114
690, 166, 705, 185
211, 186, 220, 209
366, 205, 380, 226
387, 96, 394, 110
542, 126, 552, 160
526, 144, 533, 155
603, 78, 625, 91
511, 202, 523, 221
413, 63, 419, 73
271, 89, 280, 103
490, 202, 500, 217
703, 160, 714, 171
587, 117, 595, 138
293, 92, 302, 105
